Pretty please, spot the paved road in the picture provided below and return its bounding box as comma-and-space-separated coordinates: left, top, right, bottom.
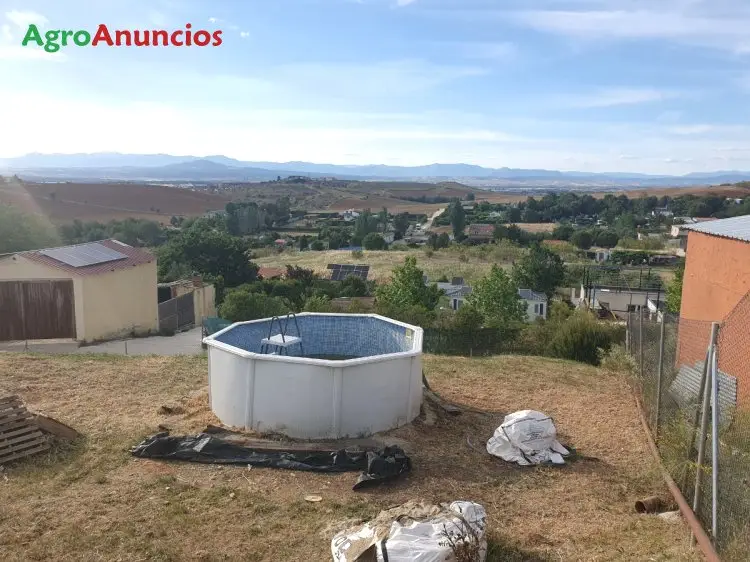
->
76, 326, 205, 356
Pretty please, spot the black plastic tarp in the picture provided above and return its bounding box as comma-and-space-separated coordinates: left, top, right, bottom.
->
131, 433, 411, 490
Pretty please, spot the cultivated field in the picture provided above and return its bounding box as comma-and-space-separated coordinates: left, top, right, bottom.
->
0, 353, 697, 561
254, 247, 524, 284
0, 180, 229, 225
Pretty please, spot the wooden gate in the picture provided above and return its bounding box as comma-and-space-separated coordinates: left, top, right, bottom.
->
158, 292, 195, 333
0, 280, 76, 341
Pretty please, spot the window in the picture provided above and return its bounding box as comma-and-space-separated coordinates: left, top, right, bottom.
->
534, 304, 540, 314
539, 303, 544, 317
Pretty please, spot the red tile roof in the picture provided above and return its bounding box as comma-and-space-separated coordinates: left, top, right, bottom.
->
467, 224, 495, 237
258, 267, 286, 279
21, 239, 155, 277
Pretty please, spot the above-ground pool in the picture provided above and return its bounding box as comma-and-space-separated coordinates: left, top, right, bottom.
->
202, 313, 423, 439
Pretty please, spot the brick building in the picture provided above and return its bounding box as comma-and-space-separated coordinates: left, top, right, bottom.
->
679, 215, 750, 405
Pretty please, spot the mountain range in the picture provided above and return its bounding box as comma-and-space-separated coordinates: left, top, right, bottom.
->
2, 152, 750, 187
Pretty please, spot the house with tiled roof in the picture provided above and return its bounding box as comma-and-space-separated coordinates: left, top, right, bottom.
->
0, 239, 158, 343
466, 223, 495, 243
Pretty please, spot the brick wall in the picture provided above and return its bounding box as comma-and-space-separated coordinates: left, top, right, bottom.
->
717, 292, 750, 407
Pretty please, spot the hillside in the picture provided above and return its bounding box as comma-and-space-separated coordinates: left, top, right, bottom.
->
0, 179, 230, 224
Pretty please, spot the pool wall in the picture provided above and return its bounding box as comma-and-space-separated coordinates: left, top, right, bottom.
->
203, 313, 423, 439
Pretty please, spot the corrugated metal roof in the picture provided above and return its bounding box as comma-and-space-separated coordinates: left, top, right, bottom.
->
683, 214, 750, 243
21, 239, 154, 276
518, 289, 547, 301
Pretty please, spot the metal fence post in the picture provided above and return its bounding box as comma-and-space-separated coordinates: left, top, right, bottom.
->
655, 312, 667, 437
691, 322, 720, 545
710, 337, 719, 543
639, 307, 644, 379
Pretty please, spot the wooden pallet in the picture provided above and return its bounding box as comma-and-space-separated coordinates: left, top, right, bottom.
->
0, 395, 49, 465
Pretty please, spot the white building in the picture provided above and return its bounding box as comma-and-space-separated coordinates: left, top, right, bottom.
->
518, 289, 548, 322
341, 209, 361, 222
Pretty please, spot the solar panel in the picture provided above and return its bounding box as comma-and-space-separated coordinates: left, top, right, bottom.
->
328, 264, 370, 281
40, 242, 128, 268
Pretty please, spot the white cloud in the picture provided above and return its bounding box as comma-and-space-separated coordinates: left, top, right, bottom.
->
5, 10, 46, 29
565, 88, 680, 108
208, 17, 220, 24
271, 59, 488, 97
0, 46, 67, 61
396, 0, 418, 6
506, 8, 750, 53
0, 10, 64, 62
240, 31, 250, 39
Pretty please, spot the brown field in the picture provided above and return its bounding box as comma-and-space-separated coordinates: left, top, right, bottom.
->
254, 248, 524, 284
0, 352, 697, 561
517, 222, 556, 233
0, 179, 229, 225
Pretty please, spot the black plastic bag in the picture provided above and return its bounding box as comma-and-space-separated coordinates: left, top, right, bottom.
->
131, 433, 410, 490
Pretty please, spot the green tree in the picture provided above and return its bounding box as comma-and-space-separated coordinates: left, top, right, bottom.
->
570, 230, 594, 250
512, 244, 565, 300
219, 290, 288, 322
552, 223, 574, 241
378, 207, 389, 233
298, 235, 310, 251
465, 193, 475, 201
157, 224, 258, 286
376, 256, 442, 311
594, 230, 619, 248
666, 263, 684, 313
363, 232, 387, 250
450, 199, 466, 238
310, 240, 325, 251
393, 213, 410, 239
466, 265, 526, 327
353, 209, 378, 244
340, 275, 368, 297
0, 204, 59, 253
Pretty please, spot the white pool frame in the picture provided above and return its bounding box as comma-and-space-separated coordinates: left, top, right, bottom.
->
202, 313, 423, 439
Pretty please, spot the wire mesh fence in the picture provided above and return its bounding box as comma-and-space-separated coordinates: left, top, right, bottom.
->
627, 305, 750, 559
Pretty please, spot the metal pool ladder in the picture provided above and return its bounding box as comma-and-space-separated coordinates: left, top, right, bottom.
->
259, 313, 304, 356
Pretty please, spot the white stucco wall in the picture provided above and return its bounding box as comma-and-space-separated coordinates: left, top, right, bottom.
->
523, 299, 547, 322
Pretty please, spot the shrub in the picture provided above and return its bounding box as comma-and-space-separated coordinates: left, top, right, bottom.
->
310, 240, 325, 251
424, 248, 434, 258
351, 249, 364, 259
362, 232, 386, 250
458, 253, 469, 263
219, 290, 288, 322
598, 344, 636, 373
303, 295, 334, 312
546, 311, 624, 365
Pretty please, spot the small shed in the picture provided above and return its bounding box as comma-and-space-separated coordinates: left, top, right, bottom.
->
0, 239, 158, 343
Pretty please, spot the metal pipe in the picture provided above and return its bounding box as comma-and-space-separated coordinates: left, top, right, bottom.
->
633, 391, 720, 562
639, 307, 644, 379
692, 322, 720, 544
655, 313, 667, 436
710, 340, 719, 542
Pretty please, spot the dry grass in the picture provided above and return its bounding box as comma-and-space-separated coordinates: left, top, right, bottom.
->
516, 223, 556, 233
254, 249, 509, 284
0, 352, 698, 561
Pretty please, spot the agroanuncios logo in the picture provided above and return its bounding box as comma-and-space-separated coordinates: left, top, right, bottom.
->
21, 23, 223, 53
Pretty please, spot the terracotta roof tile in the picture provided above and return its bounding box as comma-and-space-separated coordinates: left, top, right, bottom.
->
21, 239, 155, 276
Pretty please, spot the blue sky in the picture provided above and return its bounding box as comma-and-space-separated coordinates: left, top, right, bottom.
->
1, 0, 750, 174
